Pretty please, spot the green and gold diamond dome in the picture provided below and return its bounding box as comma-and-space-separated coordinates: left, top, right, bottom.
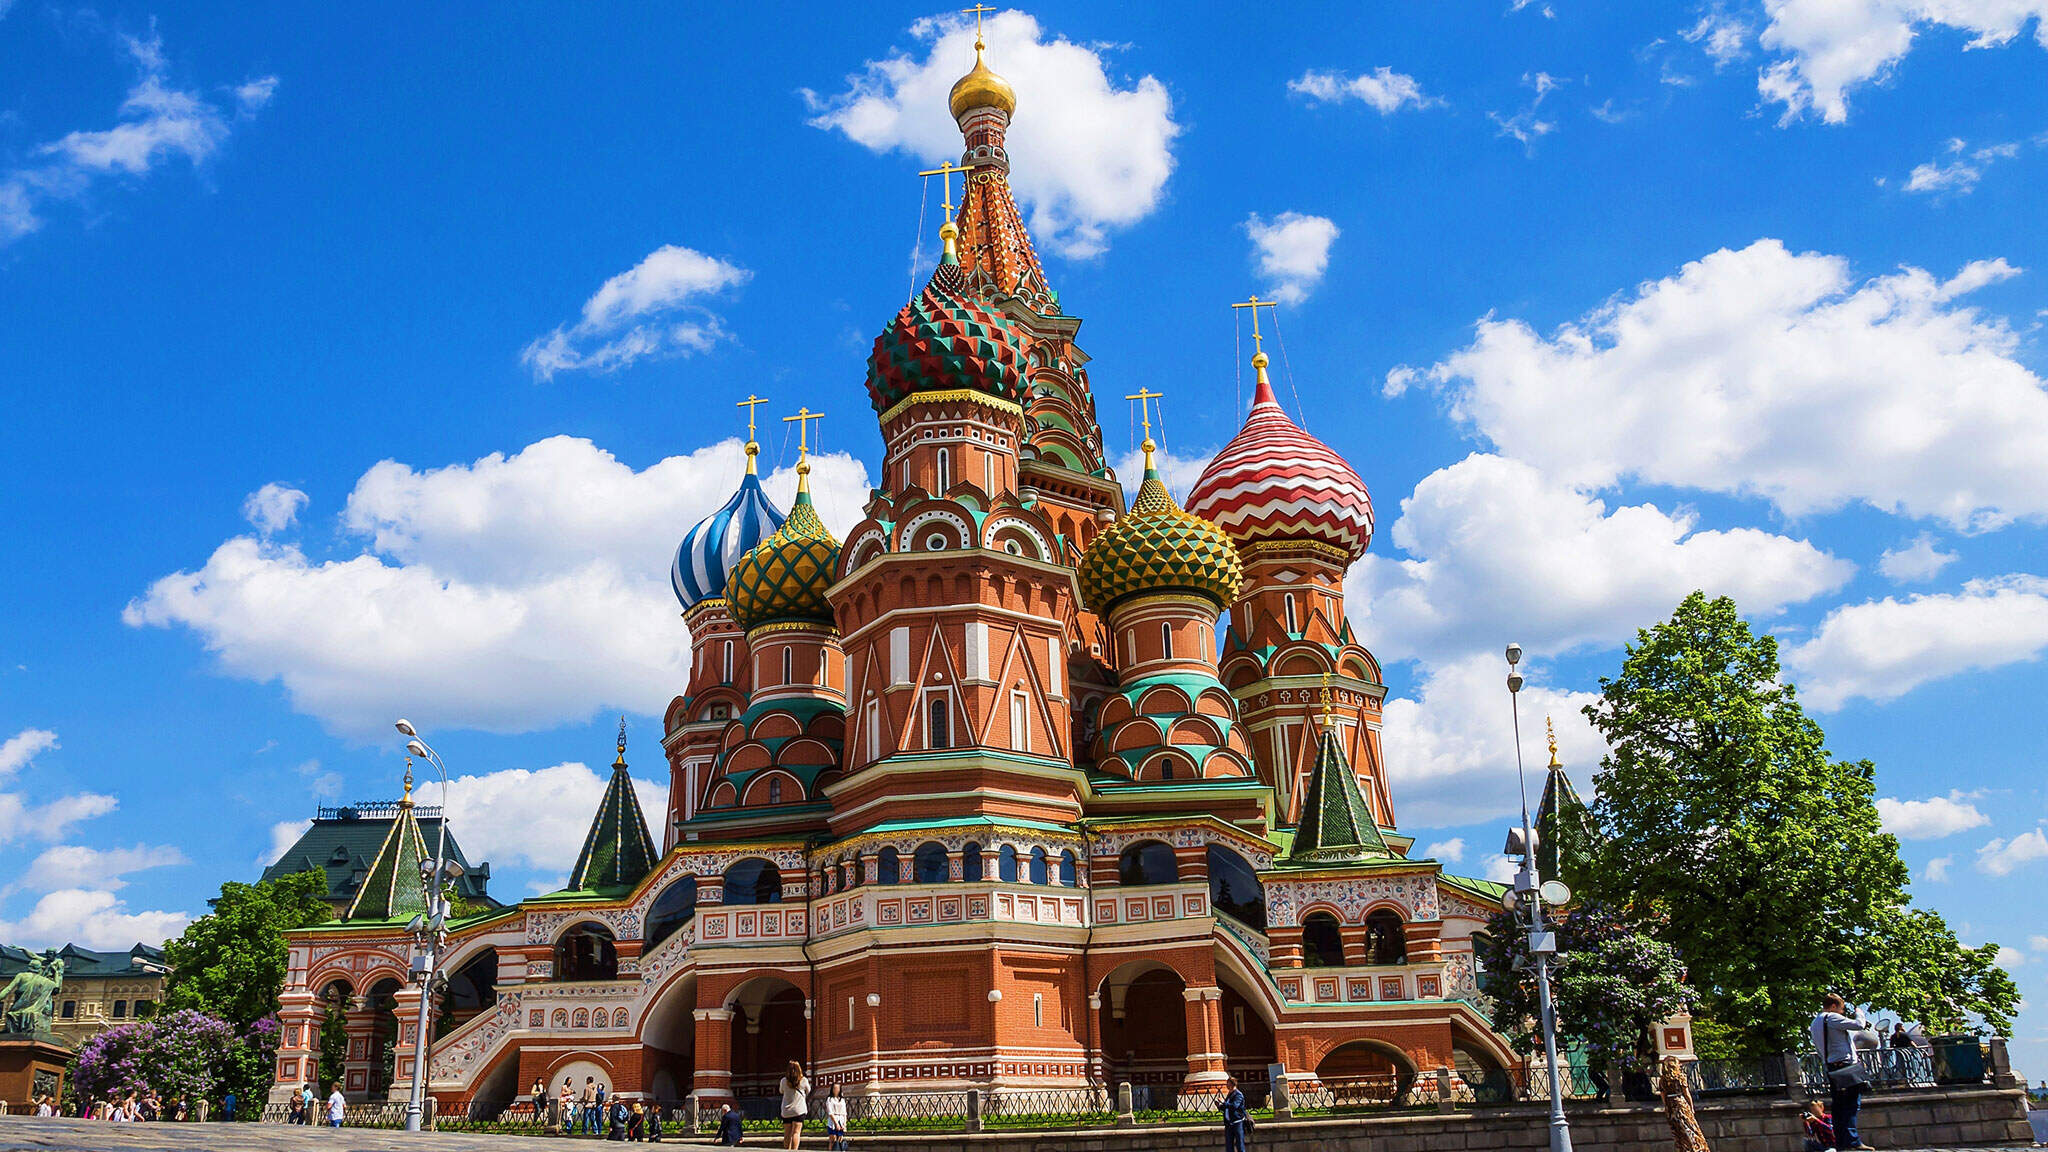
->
1078, 459, 1244, 615
725, 484, 841, 632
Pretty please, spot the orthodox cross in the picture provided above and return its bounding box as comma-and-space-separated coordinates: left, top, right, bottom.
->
737, 394, 769, 472
1320, 668, 1334, 728
1546, 716, 1560, 769
963, 3, 997, 44
918, 160, 973, 216
1232, 294, 1278, 357
1125, 386, 1163, 466
784, 407, 825, 469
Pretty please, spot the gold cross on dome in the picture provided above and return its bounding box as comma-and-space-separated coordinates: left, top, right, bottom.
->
736, 394, 769, 473
1232, 294, 1278, 356
963, 3, 997, 44
918, 160, 973, 215
1125, 387, 1164, 470
784, 406, 824, 467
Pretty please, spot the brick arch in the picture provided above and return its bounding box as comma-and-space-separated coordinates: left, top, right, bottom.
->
1298, 901, 1347, 925
1358, 897, 1412, 924
741, 769, 804, 807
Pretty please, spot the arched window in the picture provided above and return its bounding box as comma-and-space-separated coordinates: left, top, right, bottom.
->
1159, 760, 1176, 781
962, 842, 984, 882
1365, 909, 1408, 964
642, 876, 699, 950
877, 847, 901, 884
1118, 840, 1179, 886
914, 842, 949, 883
927, 693, 951, 749
1161, 622, 1173, 659
554, 922, 619, 982
1284, 593, 1298, 634
1207, 845, 1267, 930
1301, 912, 1346, 968
1058, 850, 1077, 886
767, 778, 782, 805
936, 448, 950, 493
998, 844, 1019, 882
782, 647, 794, 685
1028, 846, 1049, 885
837, 861, 850, 891
722, 858, 783, 905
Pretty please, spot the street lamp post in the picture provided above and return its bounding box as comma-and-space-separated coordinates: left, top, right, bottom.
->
395, 719, 455, 1135
1503, 644, 1573, 1152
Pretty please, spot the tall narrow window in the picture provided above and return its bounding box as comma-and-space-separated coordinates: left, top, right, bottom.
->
722, 640, 734, 683
863, 699, 881, 762
927, 692, 951, 749
782, 647, 794, 686
1033, 993, 1044, 1027
936, 448, 950, 493
767, 778, 782, 804
1010, 691, 1030, 752
984, 454, 994, 493
1284, 594, 1298, 635
1047, 637, 1063, 696
1161, 622, 1173, 659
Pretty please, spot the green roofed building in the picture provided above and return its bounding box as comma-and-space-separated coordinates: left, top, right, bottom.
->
261, 778, 494, 918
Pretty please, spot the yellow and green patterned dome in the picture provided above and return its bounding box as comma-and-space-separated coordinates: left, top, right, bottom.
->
1078, 452, 1244, 614
725, 481, 841, 633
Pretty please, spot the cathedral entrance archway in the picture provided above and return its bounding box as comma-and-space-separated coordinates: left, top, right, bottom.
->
1316, 1039, 1417, 1105
1215, 965, 1277, 1104
1096, 961, 1187, 1096
638, 972, 698, 1112
726, 976, 807, 1112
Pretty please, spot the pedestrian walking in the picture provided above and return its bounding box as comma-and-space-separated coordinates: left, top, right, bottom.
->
780, 1060, 811, 1149
717, 1102, 746, 1145
629, 1099, 646, 1141
1811, 993, 1878, 1151
823, 1084, 849, 1151
1218, 1075, 1252, 1152
221, 1088, 236, 1123
582, 1077, 601, 1135
649, 1101, 665, 1142
532, 1077, 547, 1123
1657, 1055, 1711, 1151
609, 1097, 628, 1140
326, 1084, 346, 1128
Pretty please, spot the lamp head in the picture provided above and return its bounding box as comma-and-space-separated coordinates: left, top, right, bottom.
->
1505, 642, 1523, 667
395, 719, 417, 737
406, 739, 428, 758
1507, 672, 1525, 693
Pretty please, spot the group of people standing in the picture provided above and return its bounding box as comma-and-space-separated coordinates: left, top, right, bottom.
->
707, 1061, 849, 1149
541, 1074, 665, 1140
280, 1083, 349, 1127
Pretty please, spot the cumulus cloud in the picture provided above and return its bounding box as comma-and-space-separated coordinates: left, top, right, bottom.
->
0, 888, 189, 951
10, 843, 187, 894
242, 483, 308, 535
1786, 575, 2048, 708
0, 728, 58, 777
1422, 837, 1467, 863
804, 10, 1179, 258
1977, 827, 2048, 876
1684, 10, 1753, 65
1924, 855, 1954, 882
125, 436, 871, 737
1347, 453, 1851, 661
1244, 212, 1340, 306
1392, 241, 2048, 530
261, 819, 314, 867
521, 245, 750, 380
1876, 791, 1990, 839
438, 761, 665, 886
1381, 652, 1608, 828
1903, 138, 2022, 195
0, 727, 118, 847
1758, 0, 2048, 123
1287, 67, 1433, 114
1877, 534, 1958, 583
1, 30, 275, 246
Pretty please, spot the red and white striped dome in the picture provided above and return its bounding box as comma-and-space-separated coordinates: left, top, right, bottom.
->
1184, 370, 1374, 564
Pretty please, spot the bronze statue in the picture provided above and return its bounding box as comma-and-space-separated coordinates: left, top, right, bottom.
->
1, 951, 66, 1036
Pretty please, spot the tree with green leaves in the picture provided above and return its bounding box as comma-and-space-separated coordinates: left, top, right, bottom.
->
161, 870, 332, 1030
1474, 902, 1693, 1076
1580, 591, 2018, 1051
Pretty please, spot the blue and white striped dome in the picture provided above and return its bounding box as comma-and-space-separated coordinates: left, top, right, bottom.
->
672, 470, 786, 610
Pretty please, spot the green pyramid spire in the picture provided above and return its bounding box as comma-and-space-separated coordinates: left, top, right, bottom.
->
568, 718, 658, 894
344, 766, 431, 922
1535, 720, 1598, 891
1288, 725, 1392, 864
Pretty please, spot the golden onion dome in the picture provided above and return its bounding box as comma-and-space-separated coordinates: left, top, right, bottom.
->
1078, 450, 1245, 615
724, 481, 841, 633
949, 42, 1016, 119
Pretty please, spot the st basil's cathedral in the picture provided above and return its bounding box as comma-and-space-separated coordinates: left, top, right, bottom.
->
264, 35, 1553, 1114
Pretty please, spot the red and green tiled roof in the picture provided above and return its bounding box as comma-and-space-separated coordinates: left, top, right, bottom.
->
866, 256, 1032, 414
344, 792, 431, 922
725, 488, 841, 632
567, 747, 658, 895
1078, 466, 1244, 613
1286, 726, 1392, 865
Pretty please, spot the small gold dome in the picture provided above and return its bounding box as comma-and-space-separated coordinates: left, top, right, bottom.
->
949, 46, 1015, 119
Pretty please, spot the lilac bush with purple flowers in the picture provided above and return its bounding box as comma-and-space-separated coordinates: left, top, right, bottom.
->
69, 1008, 274, 1112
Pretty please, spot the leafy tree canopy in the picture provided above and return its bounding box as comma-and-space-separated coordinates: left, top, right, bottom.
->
161, 870, 332, 1031
1580, 591, 2018, 1050
1475, 903, 1692, 1070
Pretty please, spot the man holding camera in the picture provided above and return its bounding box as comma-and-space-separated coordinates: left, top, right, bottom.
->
1811, 993, 1879, 1151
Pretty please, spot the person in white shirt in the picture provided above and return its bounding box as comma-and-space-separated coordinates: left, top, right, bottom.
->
1811, 993, 1878, 1151
327, 1085, 346, 1128
779, 1060, 810, 1150
823, 1083, 850, 1151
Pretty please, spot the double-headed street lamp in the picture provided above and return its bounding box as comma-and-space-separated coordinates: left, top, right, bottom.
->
1501, 644, 1574, 1152
394, 719, 461, 1134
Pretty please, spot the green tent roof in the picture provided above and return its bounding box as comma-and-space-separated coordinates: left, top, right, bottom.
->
567, 738, 658, 895
1287, 726, 1392, 865
344, 786, 432, 923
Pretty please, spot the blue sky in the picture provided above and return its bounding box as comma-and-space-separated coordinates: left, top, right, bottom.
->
3, 0, 2046, 1068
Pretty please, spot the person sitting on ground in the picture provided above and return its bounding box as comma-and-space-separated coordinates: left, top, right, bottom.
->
1803, 1100, 1836, 1152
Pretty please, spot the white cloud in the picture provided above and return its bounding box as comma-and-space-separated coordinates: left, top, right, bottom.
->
1787, 575, 2048, 708
1347, 453, 1851, 660
1757, 0, 2048, 124
1924, 855, 1953, 882
1877, 533, 1958, 583
0, 888, 188, 951
1394, 241, 2048, 530
1904, 139, 2023, 195
1, 31, 275, 246
1977, 828, 2048, 876
1876, 791, 1990, 839
1287, 67, 1433, 114
1684, 10, 1753, 65
261, 819, 314, 867
10, 843, 186, 894
1422, 837, 1467, 863
1483, 855, 1520, 884
438, 761, 665, 885
804, 10, 1179, 258
242, 483, 308, 535
1244, 212, 1340, 306
125, 435, 872, 737
1381, 652, 1609, 828
2029, 934, 2048, 952
0, 728, 58, 777
521, 245, 750, 380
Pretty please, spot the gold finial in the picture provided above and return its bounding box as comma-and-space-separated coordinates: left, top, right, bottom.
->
1125, 387, 1163, 471
964, 3, 996, 50
401, 758, 415, 807
737, 395, 769, 475
1320, 668, 1334, 728
615, 714, 628, 769
1546, 717, 1561, 769
918, 160, 973, 262
1232, 294, 1279, 377
783, 407, 824, 490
